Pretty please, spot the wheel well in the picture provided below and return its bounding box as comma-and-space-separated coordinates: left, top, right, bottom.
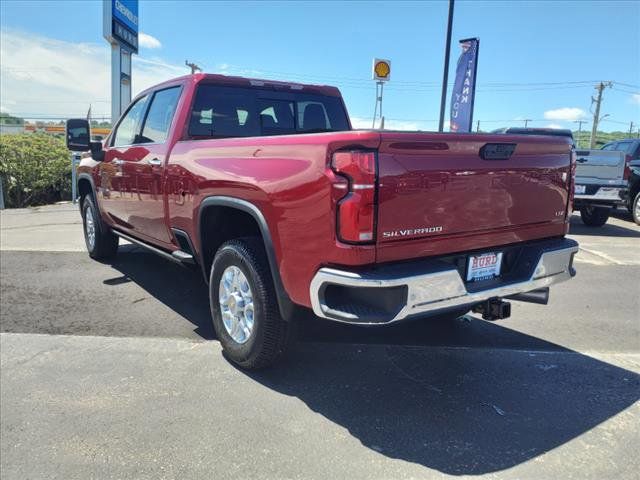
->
199, 205, 263, 277
78, 178, 92, 203
630, 180, 640, 202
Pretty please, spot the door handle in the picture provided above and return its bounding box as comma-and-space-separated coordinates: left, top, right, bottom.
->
147, 157, 162, 166
576, 158, 588, 163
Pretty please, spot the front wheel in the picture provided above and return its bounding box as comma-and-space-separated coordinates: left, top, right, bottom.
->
633, 192, 640, 226
82, 195, 118, 260
580, 206, 610, 227
209, 238, 291, 369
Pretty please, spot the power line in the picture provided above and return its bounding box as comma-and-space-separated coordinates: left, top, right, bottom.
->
613, 81, 640, 89
600, 118, 634, 125
218, 64, 604, 87
611, 86, 640, 95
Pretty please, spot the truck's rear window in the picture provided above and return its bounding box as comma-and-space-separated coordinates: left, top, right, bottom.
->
188, 84, 350, 138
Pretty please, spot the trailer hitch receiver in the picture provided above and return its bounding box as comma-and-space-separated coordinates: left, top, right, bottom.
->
473, 298, 511, 321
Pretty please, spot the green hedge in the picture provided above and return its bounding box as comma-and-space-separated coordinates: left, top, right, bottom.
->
0, 133, 72, 208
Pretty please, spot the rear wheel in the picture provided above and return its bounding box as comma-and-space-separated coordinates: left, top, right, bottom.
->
209, 238, 291, 369
82, 195, 118, 260
580, 205, 610, 227
633, 192, 640, 226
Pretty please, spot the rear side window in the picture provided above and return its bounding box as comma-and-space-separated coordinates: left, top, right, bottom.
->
297, 101, 330, 131
601, 142, 616, 151
189, 89, 259, 138
188, 84, 349, 139
140, 87, 181, 143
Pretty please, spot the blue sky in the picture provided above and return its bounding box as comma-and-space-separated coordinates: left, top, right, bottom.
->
1, 0, 639, 132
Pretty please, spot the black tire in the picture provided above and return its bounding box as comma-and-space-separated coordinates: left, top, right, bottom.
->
633, 192, 640, 226
81, 195, 118, 260
209, 237, 291, 369
580, 206, 610, 227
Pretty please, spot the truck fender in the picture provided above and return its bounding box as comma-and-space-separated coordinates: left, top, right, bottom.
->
76, 172, 97, 209
197, 196, 298, 321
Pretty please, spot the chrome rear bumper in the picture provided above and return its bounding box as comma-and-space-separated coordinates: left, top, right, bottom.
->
310, 238, 578, 325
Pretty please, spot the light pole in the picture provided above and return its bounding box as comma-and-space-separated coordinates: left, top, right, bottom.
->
438, 0, 455, 132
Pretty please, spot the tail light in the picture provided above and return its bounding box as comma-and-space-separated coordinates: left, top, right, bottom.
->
624, 154, 632, 180
568, 149, 577, 213
331, 150, 377, 243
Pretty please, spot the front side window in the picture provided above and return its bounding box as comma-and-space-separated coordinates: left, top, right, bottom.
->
188, 84, 349, 139
140, 87, 182, 144
112, 95, 149, 147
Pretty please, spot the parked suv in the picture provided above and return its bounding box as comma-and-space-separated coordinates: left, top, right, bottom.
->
65, 74, 578, 369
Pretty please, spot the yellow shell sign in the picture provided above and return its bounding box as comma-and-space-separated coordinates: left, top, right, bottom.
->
372, 58, 391, 81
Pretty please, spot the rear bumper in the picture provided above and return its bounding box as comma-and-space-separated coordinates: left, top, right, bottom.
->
309, 238, 578, 325
574, 185, 627, 207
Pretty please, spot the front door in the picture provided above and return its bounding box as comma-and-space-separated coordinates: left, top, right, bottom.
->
125, 86, 182, 246
100, 94, 150, 229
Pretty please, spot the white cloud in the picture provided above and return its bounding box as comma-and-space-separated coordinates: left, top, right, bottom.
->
138, 32, 162, 49
631, 93, 640, 105
545, 123, 564, 129
543, 107, 586, 121
0, 29, 184, 120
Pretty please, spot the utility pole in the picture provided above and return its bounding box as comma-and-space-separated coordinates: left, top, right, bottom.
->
629, 121, 635, 136
185, 60, 202, 74
438, 0, 455, 132
523, 119, 531, 128
574, 120, 587, 148
476, 120, 480, 132
589, 81, 612, 148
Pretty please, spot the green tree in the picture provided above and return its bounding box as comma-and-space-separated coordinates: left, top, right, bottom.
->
572, 130, 636, 149
0, 133, 71, 207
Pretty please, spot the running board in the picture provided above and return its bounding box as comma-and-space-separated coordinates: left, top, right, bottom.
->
113, 230, 195, 265
171, 249, 195, 264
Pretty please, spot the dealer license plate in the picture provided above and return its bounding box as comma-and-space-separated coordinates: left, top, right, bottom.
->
574, 184, 586, 195
467, 252, 503, 282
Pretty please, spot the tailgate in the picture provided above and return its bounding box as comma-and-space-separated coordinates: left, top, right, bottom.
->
574, 149, 625, 184
375, 133, 572, 259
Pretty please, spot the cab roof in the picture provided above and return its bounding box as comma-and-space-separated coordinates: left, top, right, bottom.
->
143, 73, 343, 98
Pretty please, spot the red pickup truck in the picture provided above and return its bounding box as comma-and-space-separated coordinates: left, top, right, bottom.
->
66, 73, 578, 369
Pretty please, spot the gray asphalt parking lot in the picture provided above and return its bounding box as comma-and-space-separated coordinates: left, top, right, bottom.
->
1, 203, 639, 479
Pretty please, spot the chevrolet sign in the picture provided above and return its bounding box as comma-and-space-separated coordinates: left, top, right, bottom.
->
103, 0, 139, 54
